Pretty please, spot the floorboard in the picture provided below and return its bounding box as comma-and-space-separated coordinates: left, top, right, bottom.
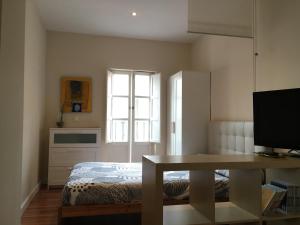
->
21, 188, 141, 225
22, 188, 61, 225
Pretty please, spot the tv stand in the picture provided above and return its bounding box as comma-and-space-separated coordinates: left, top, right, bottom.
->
255, 149, 300, 158
255, 147, 288, 158
287, 153, 300, 158
285, 149, 300, 158
255, 151, 284, 158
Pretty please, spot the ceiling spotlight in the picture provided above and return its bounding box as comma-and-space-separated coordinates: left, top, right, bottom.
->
131, 12, 137, 16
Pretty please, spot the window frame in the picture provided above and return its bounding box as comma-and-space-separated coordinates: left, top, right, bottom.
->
132, 72, 151, 143
106, 70, 131, 143
106, 69, 161, 144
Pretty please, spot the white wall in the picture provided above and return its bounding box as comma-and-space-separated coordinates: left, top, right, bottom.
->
192, 35, 254, 121
191, 0, 300, 122
256, 0, 300, 91
0, 0, 26, 224
21, 0, 46, 209
44, 31, 191, 180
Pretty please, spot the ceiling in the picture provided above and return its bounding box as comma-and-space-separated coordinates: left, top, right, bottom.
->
35, 0, 200, 43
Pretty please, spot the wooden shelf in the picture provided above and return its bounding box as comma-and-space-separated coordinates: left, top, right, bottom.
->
142, 155, 300, 225
215, 202, 259, 224
163, 205, 212, 225
163, 202, 261, 225
144, 154, 300, 170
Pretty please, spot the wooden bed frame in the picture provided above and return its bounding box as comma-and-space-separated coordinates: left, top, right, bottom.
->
58, 199, 189, 224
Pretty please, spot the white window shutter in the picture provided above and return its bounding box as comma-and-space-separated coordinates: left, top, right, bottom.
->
106, 70, 113, 143
150, 73, 161, 143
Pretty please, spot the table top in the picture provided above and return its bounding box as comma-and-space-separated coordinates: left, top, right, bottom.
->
143, 154, 300, 170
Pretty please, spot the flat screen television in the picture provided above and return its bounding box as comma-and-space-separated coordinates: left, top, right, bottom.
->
253, 88, 300, 151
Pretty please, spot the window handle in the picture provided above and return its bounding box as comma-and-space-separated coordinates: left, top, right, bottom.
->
172, 122, 176, 133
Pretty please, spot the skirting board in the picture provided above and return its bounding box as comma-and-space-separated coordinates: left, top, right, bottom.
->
20, 182, 41, 215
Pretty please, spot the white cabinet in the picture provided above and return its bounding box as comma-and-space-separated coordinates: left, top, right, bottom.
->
168, 71, 210, 155
48, 128, 101, 187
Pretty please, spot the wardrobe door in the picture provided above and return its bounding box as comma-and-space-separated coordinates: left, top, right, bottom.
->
170, 74, 182, 155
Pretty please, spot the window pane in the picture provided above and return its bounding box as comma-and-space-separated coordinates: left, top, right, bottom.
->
112, 120, 128, 142
151, 75, 160, 98
135, 97, 149, 119
135, 75, 150, 97
112, 74, 129, 96
135, 120, 149, 142
150, 120, 160, 142
112, 97, 128, 118
151, 98, 160, 120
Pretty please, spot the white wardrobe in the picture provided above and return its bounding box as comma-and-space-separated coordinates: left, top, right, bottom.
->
167, 71, 210, 155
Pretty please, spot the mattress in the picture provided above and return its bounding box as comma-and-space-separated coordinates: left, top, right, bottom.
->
62, 162, 229, 206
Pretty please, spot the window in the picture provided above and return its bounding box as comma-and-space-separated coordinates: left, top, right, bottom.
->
106, 69, 161, 144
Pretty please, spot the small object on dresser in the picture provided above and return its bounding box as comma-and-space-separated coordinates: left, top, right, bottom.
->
56, 105, 64, 128
56, 121, 64, 128
262, 184, 287, 215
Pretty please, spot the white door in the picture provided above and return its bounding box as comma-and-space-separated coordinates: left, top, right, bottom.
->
106, 70, 161, 162
131, 73, 152, 162
170, 74, 182, 155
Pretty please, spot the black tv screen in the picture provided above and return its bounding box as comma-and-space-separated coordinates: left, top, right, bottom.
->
253, 88, 300, 150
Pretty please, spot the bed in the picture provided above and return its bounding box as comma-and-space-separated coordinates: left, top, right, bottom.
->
60, 162, 229, 218
62, 162, 229, 205
59, 121, 265, 223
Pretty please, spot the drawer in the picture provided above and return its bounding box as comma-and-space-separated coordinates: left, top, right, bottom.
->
49, 148, 98, 167
48, 167, 72, 186
49, 128, 101, 148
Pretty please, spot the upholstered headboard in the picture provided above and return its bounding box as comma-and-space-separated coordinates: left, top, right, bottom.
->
208, 121, 265, 155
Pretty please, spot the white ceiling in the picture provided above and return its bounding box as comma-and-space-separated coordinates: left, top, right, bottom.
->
35, 0, 200, 43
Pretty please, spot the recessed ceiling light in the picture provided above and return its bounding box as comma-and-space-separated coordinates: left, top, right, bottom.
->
131, 12, 137, 17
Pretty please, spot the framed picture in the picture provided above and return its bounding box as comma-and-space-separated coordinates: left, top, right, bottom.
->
60, 77, 92, 113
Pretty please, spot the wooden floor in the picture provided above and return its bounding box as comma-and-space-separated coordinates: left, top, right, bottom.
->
22, 188, 61, 225
21, 188, 141, 225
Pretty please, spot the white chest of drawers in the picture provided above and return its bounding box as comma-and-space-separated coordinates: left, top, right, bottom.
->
48, 128, 101, 187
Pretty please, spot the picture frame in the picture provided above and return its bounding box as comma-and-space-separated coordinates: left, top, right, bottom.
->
60, 77, 92, 113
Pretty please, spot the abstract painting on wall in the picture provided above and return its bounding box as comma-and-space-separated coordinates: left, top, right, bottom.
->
60, 77, 92, 112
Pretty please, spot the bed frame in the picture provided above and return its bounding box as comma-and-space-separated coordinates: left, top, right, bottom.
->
58, 199, 189, 224
58, 121, 265, 224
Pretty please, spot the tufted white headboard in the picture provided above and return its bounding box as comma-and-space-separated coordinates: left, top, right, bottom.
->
208, 121, 266, 155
